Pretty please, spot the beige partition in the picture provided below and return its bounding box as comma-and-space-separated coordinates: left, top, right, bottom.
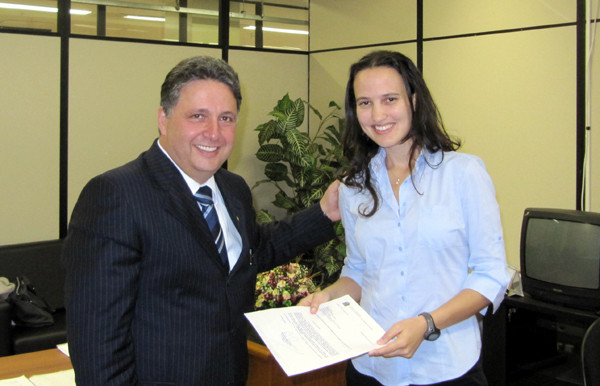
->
424, 0, 576, 38
310, 0, 416, 52
1, 0, 595, 254
424, 26, 577, 266
68, 40, 219, 218
307, 0, 584, 268
0, 34, 61, 245
591, 20, 600, 213
228, 50, 308, 216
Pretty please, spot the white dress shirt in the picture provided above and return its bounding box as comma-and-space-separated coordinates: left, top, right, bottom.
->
158, 142, 242, 270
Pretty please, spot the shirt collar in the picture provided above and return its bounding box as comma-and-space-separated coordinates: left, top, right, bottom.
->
371, 146, 433, 173
157, 140, 217, 194
370, 146, 443, 186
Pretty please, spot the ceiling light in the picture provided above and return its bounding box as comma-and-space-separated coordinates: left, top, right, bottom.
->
243, 26, 308, 35
124, 15, 165, 22
0, 2, 91, 14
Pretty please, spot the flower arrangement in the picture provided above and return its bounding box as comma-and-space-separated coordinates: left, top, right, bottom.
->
254, 262, 317, 310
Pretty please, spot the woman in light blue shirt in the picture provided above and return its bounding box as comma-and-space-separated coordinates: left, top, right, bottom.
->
300, 51, 509, 385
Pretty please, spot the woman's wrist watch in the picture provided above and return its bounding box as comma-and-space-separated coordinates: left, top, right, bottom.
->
418, 312, 441, 341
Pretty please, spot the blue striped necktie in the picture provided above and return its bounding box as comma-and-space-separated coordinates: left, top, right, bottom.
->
194, 186, 229, 269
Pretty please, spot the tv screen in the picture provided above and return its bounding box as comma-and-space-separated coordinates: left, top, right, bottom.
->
521, 208, 600, 311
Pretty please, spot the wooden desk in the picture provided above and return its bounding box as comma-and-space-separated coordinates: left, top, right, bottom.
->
247, 340, 346, 385
0, 343, 346, 384
0, 349, 72, 379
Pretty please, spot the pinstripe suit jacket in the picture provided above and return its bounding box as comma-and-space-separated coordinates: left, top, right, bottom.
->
62, 140, 335, 385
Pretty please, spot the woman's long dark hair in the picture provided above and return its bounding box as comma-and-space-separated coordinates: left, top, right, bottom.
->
341, 50, 461, 217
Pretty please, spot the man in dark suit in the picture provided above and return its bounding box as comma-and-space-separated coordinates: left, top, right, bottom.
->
62, 56, 340, 385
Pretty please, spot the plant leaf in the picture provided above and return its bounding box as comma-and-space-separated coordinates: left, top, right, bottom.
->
329, 100, 342, 109
273, 191, 297, 211
275, 99, 304, 133
293, 98, 305, 127
257, 120, 280, 144
256, 144, 284, 162
284, 130, 309, 166
251, 178, 274, 189
306, 102, 323, 121
275, 93, 293, 113
256, 209, 277, 223
264, 162, 288, 181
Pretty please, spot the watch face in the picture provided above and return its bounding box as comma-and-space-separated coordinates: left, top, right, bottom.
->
425, 330, 440, 341
420, 312, 440, 341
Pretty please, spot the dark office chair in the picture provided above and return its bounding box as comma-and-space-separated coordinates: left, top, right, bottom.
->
582, 317, 600, 386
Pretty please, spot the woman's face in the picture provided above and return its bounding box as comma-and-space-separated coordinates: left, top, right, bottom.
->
353, 66, 414, 151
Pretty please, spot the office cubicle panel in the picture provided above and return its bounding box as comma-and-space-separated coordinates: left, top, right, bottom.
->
592, 23, 600, 214
423, 0, 576, 38
424, 27, 577, 267
309, 1, 416, 52
68, 40, 218, 219
308, 0, 582, 268
228, 49, 308, 218
0, 34, 61, 245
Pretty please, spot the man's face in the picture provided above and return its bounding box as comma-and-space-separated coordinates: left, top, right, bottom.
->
158, 79, 238, 184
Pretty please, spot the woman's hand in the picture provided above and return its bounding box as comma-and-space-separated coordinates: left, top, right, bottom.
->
368, 316, 428, 358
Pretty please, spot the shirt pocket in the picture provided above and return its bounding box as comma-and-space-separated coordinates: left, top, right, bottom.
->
417, 205, 465, 250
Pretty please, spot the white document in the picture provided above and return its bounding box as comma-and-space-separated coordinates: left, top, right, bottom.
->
56, 343, 70, 357
0, 376, 33, 386
28, 370, 75, 386
245, 294, 385, 376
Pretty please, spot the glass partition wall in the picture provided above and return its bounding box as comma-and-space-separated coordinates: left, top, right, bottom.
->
0, 0, 308, 50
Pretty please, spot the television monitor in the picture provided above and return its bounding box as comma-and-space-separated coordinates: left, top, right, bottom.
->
520, 208, 600, 312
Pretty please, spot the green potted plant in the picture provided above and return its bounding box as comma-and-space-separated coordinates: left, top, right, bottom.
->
253, 93, 346, 292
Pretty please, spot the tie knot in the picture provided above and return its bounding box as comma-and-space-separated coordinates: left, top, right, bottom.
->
194, 186, 214, 206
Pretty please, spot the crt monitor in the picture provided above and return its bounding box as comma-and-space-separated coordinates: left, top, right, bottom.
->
520, 208, 600, 311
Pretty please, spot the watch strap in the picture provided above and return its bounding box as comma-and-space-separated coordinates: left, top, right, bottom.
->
418, 312, 441, 341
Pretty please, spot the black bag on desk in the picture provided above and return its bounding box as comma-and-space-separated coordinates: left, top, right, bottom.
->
7, 276, 55, 328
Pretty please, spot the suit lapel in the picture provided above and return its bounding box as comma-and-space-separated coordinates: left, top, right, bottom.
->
215, 170, 250, 272
144, 140, 226, 269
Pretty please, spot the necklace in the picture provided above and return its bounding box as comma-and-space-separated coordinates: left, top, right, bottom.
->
395, 178, 401, 185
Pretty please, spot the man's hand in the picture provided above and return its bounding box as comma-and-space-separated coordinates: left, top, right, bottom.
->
299, 277, 361, 315
319, 180, 341, 222
298, 290, 332, 314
